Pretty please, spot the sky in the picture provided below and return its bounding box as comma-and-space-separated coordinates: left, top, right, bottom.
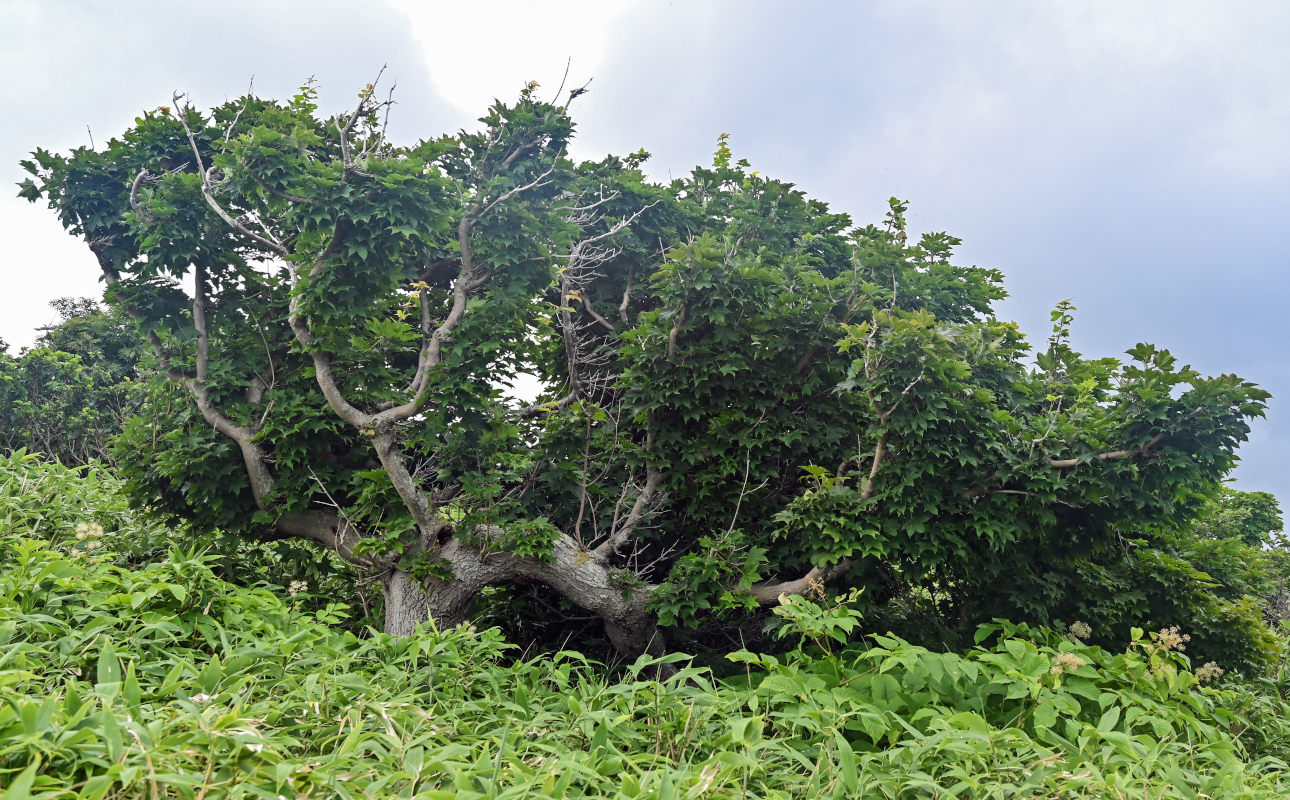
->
1, 0, 1286, 501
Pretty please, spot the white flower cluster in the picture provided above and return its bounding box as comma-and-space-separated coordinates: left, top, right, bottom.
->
1049, 651, 1088, 676
1195, 661, 1225, 683
287, 580, 309, 597
1157, 626, 1191, 652
74, 521, 105, 551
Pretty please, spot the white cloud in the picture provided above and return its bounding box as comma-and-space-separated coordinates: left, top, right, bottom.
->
388, 0, 636, 122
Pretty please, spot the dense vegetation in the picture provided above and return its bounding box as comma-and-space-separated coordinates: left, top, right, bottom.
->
3, 453, 1289, 798
15, 79, 1275, 666
7, 78, 1289, 794
0, 300, 140, 467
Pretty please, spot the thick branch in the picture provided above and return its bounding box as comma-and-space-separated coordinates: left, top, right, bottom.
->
618, 269, 633, 327
275, 509, 390, 570
128, 169, 154, 222
371, 430, 441, 541
1045, 433, 1168, 469
89, 242, 276, 506
580, 293, 617, 332
377, 215, 476, 424
860, 431, 887, 500
748, 558, 855, 605
438, 527, 663, 655
287, 229, 374, 430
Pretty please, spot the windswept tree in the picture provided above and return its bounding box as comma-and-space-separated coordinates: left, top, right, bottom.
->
19, 78, 1269, 658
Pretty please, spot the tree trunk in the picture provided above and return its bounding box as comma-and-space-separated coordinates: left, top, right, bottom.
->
381, 568, 433, 636
375, 526, 666, 659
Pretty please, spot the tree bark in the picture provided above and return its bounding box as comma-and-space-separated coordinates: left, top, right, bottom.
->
379, 526, 665, 657
382, 568, 434, 636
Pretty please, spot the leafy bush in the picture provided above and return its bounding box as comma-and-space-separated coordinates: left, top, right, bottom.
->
0, 451, 374, 628
0, 299, 140, 467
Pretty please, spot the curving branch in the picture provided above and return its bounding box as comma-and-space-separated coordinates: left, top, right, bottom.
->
287, 228, 373, 430
860, 431, 887, 500
666, 303, 688, 359
172, 93, 291, 258
618, 268, 634, 327
378, 213, 478, 424
128, 169, 155, 223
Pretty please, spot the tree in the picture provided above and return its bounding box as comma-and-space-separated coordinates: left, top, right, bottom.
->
0, 299, 140, 466
1193, 486, 1284, 548
19, 78, 1270, 657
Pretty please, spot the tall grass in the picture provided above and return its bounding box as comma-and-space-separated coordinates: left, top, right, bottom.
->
1, 452, 1288, 798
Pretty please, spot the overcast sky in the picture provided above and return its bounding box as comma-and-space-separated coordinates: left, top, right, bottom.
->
2, 0, 1286, 502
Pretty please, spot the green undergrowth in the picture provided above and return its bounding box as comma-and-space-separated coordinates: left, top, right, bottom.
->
2, 456, 1290, 798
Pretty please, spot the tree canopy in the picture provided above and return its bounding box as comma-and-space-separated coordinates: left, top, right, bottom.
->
19, 78, 1272, 663
0, 299, 139, 466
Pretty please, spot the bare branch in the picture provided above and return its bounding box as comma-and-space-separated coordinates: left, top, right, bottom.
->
222, 79, 254, 143
667, 304, 688, 359
550, 56, 572, 104
513, 393, 577, 418
557, 187, 619, 215
594, 467, 666, 559
172, 94, 291, 257
726, 453, 770, 536
200, 166, 291, 256
476, 163, 556, 219
580, 296, 617, 332
337, 65, 388, 171
618, 268, 634, 327
192, 265, 213, 387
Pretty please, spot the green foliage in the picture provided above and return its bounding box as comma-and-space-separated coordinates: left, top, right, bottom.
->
2, 460, 1288, 797
0, 449, 371, 630
0, 299, 140, 466
18, 81, 1275, 663
1195, 486, 1285, 548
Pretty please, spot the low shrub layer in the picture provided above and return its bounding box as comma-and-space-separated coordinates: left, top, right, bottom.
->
1, 455, 1288, 798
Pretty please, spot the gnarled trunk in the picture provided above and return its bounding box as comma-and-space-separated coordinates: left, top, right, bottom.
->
377, 526, 665, 658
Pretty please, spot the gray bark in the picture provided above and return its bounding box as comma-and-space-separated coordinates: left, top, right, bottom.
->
373, 526, 665, 657
382, 568, 434, 636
